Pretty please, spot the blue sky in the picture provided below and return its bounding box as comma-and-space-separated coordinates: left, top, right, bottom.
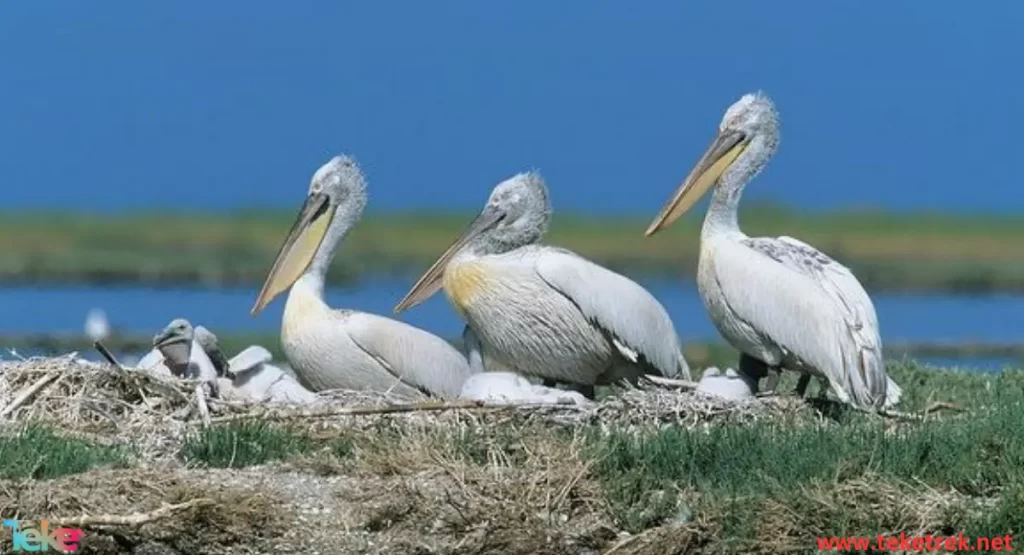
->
1, 1, 1021, 215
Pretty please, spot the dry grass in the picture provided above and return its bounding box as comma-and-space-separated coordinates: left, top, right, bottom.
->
0, 356, 1020, 554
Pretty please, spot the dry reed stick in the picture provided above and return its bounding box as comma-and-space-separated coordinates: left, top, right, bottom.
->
202, 398, 587, 425
53, 498, 214, 527
0, 372, 62, 418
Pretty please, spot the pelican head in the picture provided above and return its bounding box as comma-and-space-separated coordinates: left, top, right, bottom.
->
153, 318, 194, 368
393, 171, 550, 313
251, 155, 368, 315
645, 92, 780, 236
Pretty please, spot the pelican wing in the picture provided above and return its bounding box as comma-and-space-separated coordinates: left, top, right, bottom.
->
743, 235, 900, 407
227, 345, 274, 375
345, 312, 474, 399
711, 238, 888, 408
745, 236, 878, 332
534, 247, 690, 379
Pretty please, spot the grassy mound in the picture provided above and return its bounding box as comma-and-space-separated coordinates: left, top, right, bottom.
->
0, 357, 1021, 554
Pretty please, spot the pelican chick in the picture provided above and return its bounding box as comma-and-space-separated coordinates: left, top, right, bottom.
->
394, 171, 692, 396
194, 325, 230, 376
645, 92, 901, 410
225, 345, 318, 404
695, 367, 756, 401
250, 155, 474, 398
460, 372, 591, 406
151, 318, 221, 396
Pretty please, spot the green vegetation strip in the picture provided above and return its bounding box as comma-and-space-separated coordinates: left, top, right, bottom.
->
3, 206, 1024, 291
0, 425, 129, 480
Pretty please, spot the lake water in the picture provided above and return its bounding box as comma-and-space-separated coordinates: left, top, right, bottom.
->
3, 279, 1023, 347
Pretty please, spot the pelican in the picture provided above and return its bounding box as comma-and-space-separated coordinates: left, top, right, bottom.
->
150, 318, 221, 396
394, 171, 692, 397
224, 345, 319, 405
249, 154, 474, 399
194, 325, 230, 376
644, 92, 901, 410
459, 371, 591, 406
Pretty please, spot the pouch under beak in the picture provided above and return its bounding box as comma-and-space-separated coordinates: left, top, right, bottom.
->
645, 129, 749, 236
394, 208, 504, 313
154, 331, 193, 368
251, 192, 334, 315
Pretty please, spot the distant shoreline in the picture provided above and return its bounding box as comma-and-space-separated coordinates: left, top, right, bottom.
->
3, 207, 1023, 292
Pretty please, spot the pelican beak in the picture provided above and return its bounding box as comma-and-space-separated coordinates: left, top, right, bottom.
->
153, 328, 192, 366
394, 207, 504, 313
251, 192, 335, 316
644, 129, 749, 236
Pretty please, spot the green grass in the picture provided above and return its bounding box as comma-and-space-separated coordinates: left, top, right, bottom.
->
2, 206, 1024, 291
180, 420, 315, 468
0, 424, 129, 480
590, 404, 1024, 531
583, 362, 1024, 545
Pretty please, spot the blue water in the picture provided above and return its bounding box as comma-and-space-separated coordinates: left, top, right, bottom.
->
4, 281, 1023, 347
2, 1, 1023, 214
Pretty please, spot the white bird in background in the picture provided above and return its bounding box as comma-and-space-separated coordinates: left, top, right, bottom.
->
249, 154, 475, 399
644, 91, 901, 410
394, 171, 692, 398
84, 308, 111, 343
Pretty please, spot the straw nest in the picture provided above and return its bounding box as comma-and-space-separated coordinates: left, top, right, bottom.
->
1, 355, 952, 555
0, 355, 821, 454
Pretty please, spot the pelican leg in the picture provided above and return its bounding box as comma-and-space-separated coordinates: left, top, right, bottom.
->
815, 377, 831, 399
462, 325, 487, 374
739, 354, 777, 395
566, 383, 596, 399
539, 380, 595, 399
794, 374, 812, 397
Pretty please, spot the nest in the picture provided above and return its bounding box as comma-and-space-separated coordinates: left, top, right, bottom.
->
0, 356, 983, 555
0, 355, 828, 466
0, 354, 202, 458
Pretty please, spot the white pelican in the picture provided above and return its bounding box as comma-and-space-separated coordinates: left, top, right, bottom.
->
151, 318, 221, 395
249, 155, 474, 399
644, 92, 901, 410
394, 171, 692, 397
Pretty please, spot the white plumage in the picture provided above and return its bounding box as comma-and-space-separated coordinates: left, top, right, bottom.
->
395, 172, 691, 393
645, 92, 901, 410
250, 155, 474, 399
